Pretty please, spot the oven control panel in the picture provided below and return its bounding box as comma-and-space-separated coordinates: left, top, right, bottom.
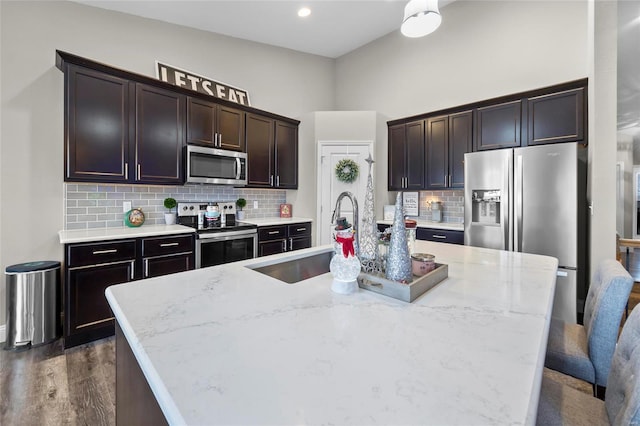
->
177, 202, 236, 217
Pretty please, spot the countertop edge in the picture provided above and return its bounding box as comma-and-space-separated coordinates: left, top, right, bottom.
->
58, 224, 195, 244
243, 217, 314, 226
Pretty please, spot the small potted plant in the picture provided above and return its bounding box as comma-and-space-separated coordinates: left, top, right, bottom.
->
236, 197, 247, 220
163, 197, 177, 225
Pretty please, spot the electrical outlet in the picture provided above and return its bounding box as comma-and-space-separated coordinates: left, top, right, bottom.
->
253, 200, 259, 209
123, 201, 132, 212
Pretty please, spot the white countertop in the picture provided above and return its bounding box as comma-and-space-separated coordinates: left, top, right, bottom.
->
106, 241, 557, 425
244, 216, 314, 226
378, 219, 464, 231
58, 224, 195, 244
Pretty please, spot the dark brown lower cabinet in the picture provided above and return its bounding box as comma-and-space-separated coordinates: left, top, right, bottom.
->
65, 260, 134, 348
116, 322, 168, 426
64, 233, 194, 348
258, 222, 312, 257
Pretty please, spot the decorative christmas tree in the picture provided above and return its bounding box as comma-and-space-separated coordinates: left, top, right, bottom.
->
359, 154, 378, 265
385, 193, 413, 283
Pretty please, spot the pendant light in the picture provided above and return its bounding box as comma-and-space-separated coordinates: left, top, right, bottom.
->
401, 0, 442, 38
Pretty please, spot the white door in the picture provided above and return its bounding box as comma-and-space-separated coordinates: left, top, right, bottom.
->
318, 143, 372, 246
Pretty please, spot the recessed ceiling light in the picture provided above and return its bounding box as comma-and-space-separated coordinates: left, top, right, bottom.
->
298, 7, 311, 18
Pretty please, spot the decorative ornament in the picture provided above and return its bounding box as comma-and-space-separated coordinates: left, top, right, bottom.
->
330, 228, 361, 294
360, 154, 379, 268
335, 158, 359, 183
124, 208, 145, 228
385, 193, 413, 283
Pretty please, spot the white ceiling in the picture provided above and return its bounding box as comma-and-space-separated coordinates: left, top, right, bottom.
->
74, 0, 456, 59
74, 0, 639, 136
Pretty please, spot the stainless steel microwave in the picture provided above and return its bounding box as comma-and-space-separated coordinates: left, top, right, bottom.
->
186, 145, 247, 185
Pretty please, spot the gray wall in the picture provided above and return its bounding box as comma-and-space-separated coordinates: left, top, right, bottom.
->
0, 0, 335, 329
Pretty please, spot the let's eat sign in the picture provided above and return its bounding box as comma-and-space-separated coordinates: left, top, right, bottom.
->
156, 62, 251, 106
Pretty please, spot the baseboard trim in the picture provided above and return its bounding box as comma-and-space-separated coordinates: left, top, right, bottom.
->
0, 325, 5, 343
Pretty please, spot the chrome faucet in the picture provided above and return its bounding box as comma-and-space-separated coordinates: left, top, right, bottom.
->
331, 191, 359, 257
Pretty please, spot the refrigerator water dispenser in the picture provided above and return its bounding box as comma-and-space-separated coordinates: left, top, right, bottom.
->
471, 190, 501, 225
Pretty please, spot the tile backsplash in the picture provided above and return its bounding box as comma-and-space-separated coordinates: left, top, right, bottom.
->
415, 190, 464, 223
64, 183, 286, 230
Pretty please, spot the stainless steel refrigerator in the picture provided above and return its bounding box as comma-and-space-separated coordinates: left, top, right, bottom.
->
464, 142, 588, 323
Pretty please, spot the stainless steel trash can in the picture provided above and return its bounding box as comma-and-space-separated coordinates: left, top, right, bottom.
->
4, 261, 61, 350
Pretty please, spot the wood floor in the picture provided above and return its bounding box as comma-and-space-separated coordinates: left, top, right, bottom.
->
2, 253, 640, 424
0, 337, 115, 426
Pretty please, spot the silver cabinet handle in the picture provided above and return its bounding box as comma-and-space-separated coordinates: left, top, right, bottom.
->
137, 164, 141, 180
432, 235, 447, 239
124, 162, 129, 179
296, 228, 306, 232
270, 175, 274, 186
130, 260, 135, 280
289, 238, 293, 251
268, 231, 280, 235
160, 242, 179, 247
218, 133, 223, 147
276, 175, 280, 187
92, 249, 117, 255
144, 258, 149, 277
282, 239, 287, 252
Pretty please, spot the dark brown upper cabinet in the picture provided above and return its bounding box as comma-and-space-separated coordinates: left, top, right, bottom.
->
246, 114, 298, 189
186, 97, 245, 151
65, 65, 130, 183
526, 87, 584, 146
134, 84, 185, 184
425, 111, 472, 190
475, 100, 522, 151
64, 65, 185, 185
58, 50, 300, 186
388, 121, 424, 191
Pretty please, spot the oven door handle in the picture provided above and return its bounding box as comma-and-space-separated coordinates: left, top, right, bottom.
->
197, 229, 257, 239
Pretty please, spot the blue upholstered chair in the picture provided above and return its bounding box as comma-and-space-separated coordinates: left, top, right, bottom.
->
536, 305, 640, 425
545, 259, 633, 398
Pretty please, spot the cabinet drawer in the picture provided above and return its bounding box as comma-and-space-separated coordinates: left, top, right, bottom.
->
142, 234, 194, 257
67, 240, 136, 267
288, 222, 311, 237
258, 226, 287, 241
416, 228, 464, 245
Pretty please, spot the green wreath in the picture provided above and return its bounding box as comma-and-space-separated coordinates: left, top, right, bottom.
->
335, 159, 359, 183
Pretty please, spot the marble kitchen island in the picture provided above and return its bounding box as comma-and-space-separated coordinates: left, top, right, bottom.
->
106, 240, 558, 425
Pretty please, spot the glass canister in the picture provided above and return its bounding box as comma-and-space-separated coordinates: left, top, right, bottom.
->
330, 228, 361, 294
411, 253, 435, 276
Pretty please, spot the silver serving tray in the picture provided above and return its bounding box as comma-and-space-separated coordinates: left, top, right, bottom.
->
357, 263, 448, 303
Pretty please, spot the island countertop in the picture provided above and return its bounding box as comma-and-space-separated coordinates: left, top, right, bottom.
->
106, 241, 558, 425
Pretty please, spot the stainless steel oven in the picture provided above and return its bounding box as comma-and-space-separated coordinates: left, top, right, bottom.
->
177, 202, 257, 268
196, 229, 257, 268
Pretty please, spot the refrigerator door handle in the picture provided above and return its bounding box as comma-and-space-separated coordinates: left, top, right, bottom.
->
514, 153, 523, 252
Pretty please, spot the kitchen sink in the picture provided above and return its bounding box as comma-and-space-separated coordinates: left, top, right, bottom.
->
248, 251, 333, 284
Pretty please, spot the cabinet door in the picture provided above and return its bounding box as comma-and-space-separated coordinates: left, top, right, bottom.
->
246, 113, 275, 187
290, 236, 311, 251
387, 124, 406, 190
275, 121, 298, 189
449, 111, 473, 188
405, 120, 425, 190
416, 228, 464, 245
143, 253, 194, 278
259, 240, 287, 257
186, 97, 216, 146
135, 84, 185, 184
425, 116, 448, 189
66, 260, 134, 339
527, 88, 584, 146
217, 105, 245, 151
475, 100, 521, 151
65, 65, 130, 183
